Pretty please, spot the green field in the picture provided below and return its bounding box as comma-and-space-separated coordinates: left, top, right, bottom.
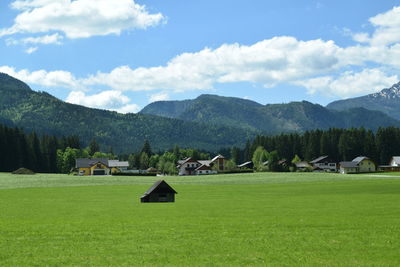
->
1, 172, 400, 266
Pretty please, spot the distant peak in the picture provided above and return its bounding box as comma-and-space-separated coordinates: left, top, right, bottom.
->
370, 81, 400, 99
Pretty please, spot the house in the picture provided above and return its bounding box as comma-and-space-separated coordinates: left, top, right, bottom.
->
378, 156, 400, 172
294, 161, 312, 171
76, 158, 129, 175
310, 156, 337, 172
339, 156, 376, 174
177, 154, 226, 175
108, 160, 129, 172
140, 180, 177, 203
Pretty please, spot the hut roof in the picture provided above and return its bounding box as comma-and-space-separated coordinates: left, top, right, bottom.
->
141, 180, 177, 198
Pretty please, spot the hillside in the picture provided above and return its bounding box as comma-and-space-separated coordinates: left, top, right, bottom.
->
0, 73, 255, 153
327, 82, 400, 120
141, 94, 400, 133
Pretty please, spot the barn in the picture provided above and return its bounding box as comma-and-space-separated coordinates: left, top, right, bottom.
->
140, 180, 177, 203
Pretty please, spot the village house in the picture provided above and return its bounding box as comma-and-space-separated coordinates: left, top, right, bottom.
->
76, 158, 129, 175
177, 155, 226, 175
310, 155, 337, 172
339, 156, 376, 174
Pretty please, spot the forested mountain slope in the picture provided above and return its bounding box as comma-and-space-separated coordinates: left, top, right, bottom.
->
141, 94, 400, 133
0, 73, 255, 153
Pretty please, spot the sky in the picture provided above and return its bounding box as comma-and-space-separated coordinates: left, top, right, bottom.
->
0, 0, 400, 113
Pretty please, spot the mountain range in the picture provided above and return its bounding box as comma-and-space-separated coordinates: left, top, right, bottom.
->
1, 72, 400, 153
140, 93, 400, 133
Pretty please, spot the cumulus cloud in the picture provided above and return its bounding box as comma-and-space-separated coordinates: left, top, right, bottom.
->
295, 69, 399, 98
149, 92, 169, 102
66, 90, 140, 113
84, 37, 342, 91
351, 6, 400, 46
0, 65, 80, 88
0, 0, 165, 46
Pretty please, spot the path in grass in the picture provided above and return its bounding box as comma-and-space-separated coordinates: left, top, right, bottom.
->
1, 172, 400, 266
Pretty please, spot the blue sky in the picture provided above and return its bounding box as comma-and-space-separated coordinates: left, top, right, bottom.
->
0, 0, 399, 113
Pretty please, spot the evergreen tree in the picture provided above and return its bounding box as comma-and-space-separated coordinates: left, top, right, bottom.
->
141, 140, 152, 156
89, 138, 100, 156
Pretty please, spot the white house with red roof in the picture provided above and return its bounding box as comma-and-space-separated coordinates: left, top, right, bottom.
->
177, 155, 226, 175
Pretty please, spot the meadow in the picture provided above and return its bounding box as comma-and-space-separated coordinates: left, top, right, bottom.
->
0, 172, 399, 266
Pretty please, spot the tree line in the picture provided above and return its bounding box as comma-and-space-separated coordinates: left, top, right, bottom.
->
2, 123, 400, 173
225, 127, 400, 166
0, 125, 80, 172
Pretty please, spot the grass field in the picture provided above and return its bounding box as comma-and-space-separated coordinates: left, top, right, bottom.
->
1, 172, 400, 266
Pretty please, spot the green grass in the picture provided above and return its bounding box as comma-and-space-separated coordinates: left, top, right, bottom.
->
1, 172, 400, 266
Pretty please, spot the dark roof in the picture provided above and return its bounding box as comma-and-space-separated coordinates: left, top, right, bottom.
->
141, 180, 177, 198
76, 158, 109, 168
310, 155, 329, 164
340, 161, 359, 168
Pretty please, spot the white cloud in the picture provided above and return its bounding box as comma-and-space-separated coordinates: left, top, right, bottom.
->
0, 0, 165, 40
0, 65, 80, 88
84, 37, 342, 91
149, 92, 169, 102
351, 6, 400, 46
66, 90, 139, 113
25, 46, 38, 54
295, 69, 399, 98
22, 33, 63, 45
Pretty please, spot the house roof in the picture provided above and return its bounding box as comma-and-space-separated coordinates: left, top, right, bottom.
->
177, 157, 199, 166
310, 155, 329, 164
108, 160, 129, 168
340, 161, 359, 168
211, 154, 225, 162
238, 161, 252, 168
141, 180, 177, 198
76, 158, 109, 168
352, 156, 370, 163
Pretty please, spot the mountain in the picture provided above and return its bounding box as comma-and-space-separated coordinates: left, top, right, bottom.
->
0, 73, 255, 153
327, 82, 400, 120
141, 94, 400, 133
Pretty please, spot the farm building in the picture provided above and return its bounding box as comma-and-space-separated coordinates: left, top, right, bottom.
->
339, 156, 376, 174
177, 155, 226, 175
76, 158, 129, 175
140, 180, 177, 203
310, 156, 337, 172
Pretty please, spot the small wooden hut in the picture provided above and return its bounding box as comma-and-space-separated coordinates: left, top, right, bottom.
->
140, 180, 177, 203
